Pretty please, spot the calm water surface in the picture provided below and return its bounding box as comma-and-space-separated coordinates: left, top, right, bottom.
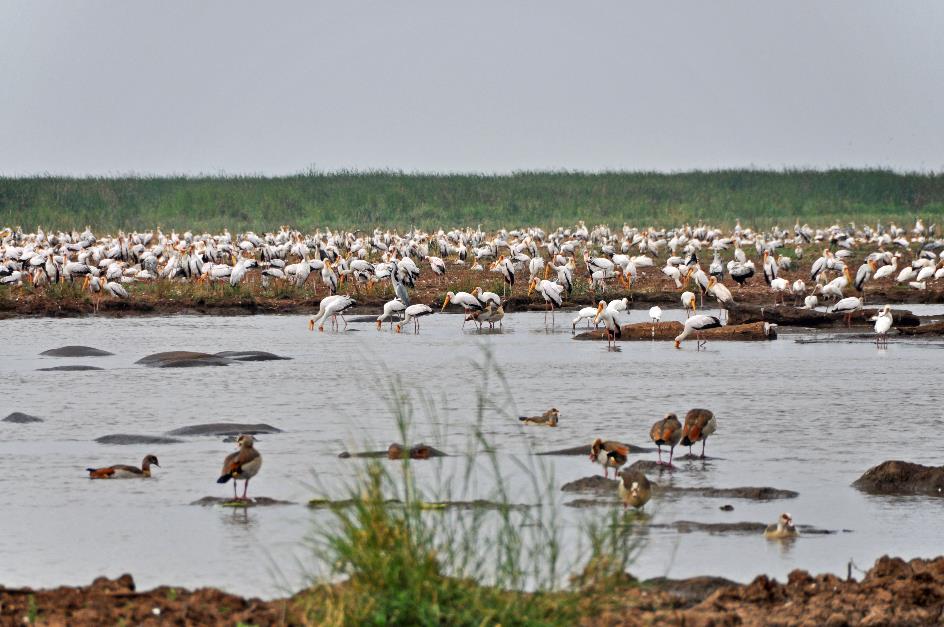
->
1, 306, 943, 597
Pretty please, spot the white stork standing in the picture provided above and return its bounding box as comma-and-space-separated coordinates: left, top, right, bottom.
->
593, 300, 622, 349
396, 304, 434, 333
528, 277, 564, 326
674, 315, 723, 351
872, 304, 893, 347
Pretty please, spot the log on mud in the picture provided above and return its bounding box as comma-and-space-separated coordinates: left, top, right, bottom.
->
896, 321, 944, 336
725, 303, 920, 328
573, 321, 776, 342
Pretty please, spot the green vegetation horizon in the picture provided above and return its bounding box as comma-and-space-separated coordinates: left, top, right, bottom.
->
2, 168, 942, 233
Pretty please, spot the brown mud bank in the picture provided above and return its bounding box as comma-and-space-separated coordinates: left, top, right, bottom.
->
574, 320, 776, 342
5, 555, 944, 625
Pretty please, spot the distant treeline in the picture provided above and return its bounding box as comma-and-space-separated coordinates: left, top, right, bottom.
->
1, 169, 942, 232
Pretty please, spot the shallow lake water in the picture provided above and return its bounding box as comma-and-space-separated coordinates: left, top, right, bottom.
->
1, 305, 943, 598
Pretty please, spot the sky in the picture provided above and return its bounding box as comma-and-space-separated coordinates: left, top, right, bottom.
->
1, 1, 942, 175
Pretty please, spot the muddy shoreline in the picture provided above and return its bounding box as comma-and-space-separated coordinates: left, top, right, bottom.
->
2, 263, 943, 320
3, 555, 943, 625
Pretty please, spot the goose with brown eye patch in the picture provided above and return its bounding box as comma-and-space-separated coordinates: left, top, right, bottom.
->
87, 454, 160, 479
217, 435, 262, 501
589, 438, 628, 479
764, 513, 799, 540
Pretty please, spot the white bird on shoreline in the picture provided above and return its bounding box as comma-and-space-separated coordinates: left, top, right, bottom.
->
872, 304, 893, 346
396, 304, 434, 333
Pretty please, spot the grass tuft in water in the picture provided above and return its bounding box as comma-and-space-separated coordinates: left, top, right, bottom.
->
299, 348, 643, 625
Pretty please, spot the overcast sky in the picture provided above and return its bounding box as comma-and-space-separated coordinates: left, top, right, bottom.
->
1, 1, 942, 175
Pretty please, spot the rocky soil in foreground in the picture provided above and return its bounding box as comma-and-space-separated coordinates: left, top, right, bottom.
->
3, 555, 943, 626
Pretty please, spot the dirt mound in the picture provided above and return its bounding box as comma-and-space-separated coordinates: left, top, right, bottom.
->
0, 574, 286, 625
167, 423, 282, 437
214, 350, 291, 361
40, 346, 113, 357
37, 365, 104, 371
853, 460, 944, 496
561, 475, 798, 501
95, 434, 183, 445
136, 351, 232, 367
537, 442, 657, 456
3, 412, 43, 423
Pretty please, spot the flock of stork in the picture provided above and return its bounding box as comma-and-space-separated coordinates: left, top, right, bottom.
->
2, 219, 942, 346
7, 219, 939, 535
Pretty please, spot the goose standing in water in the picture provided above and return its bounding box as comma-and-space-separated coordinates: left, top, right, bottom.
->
87, 454, 160, 479
589, 438, 628, 478
618, 468, 652, 510
764, 513, 799, 540
674, 315, 722, 350
395, 304, 434, 333
476, 301, 504, 329
872, 304, 893, 346
217, 434, 263, 501
680, 408, 716, 458
649, 413, 682, 467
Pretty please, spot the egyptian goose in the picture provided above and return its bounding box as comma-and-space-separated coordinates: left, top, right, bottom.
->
649, 413, 682, 467
680, 408, 717, 458
589, 438, 628, 478
477, 301, 505, 329
387, 443, 434, 460
764, 512, 799, 539
518, 408, 559, 427
618, 468, 652, 510
87, 454, 160, 479
217, 434, 263, 501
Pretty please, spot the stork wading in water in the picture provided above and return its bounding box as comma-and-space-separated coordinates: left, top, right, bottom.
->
872, 304, 893, 347
441, 291, 483, 329
674, 315, 722, 350
572, 306, 601, 331
395, 304, 434, 333
593, 300, 622, 349
377, 298, 407, 330
528, 277, 564, 327
309, 295, 357, 332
